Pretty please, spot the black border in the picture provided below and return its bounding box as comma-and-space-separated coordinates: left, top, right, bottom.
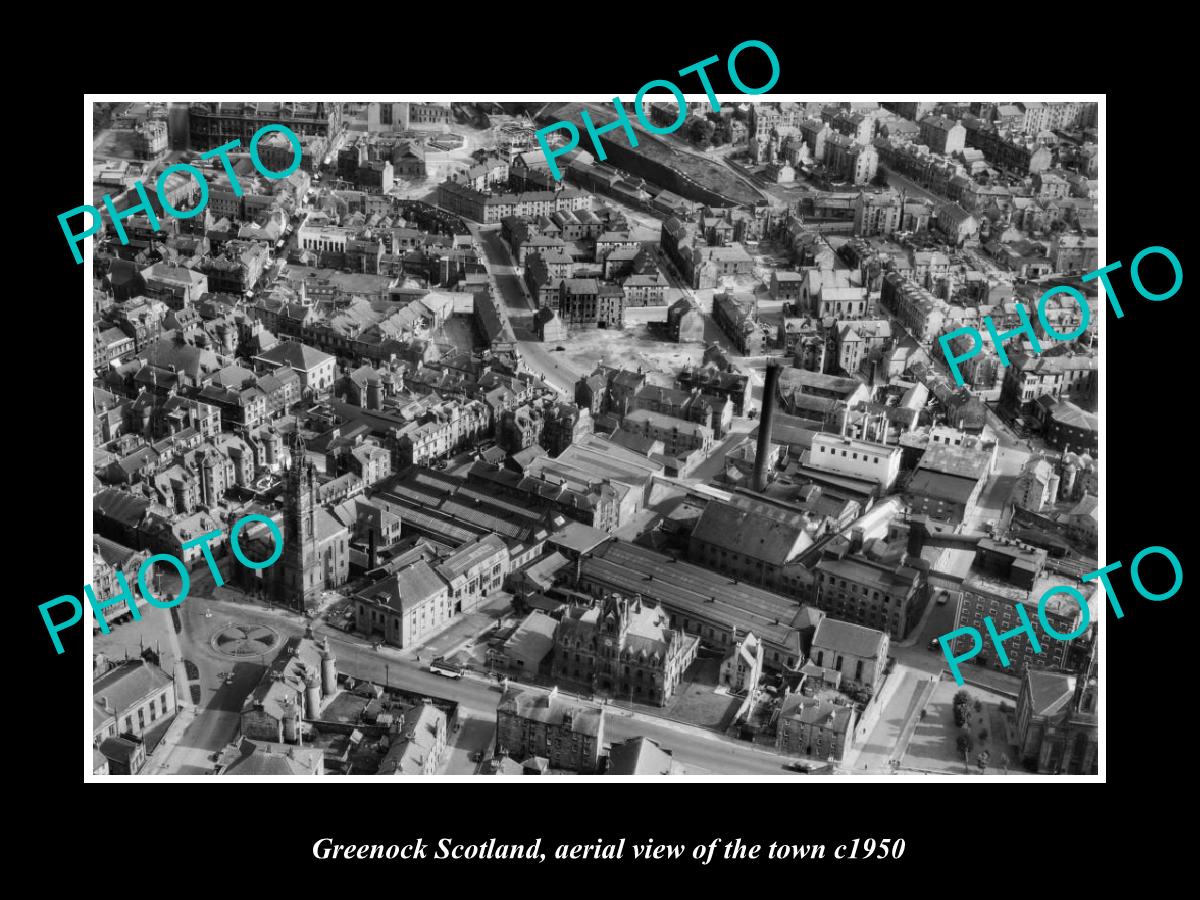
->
21, 22, 1190, 883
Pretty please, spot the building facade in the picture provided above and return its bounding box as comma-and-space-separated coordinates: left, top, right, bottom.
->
550, 594, 701, 706
495, 686, 605, 773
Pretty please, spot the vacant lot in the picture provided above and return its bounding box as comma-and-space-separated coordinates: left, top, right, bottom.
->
93, 128, 140, 160
662, 657, 740, 730
558, 322, 709, 378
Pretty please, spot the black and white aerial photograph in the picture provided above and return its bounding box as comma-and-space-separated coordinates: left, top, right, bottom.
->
87, 98, 1101, 779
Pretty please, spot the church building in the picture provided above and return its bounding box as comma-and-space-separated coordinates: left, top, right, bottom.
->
235, 431, 350, 612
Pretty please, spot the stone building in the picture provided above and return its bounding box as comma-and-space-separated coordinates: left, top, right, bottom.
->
1015, 652, 1097, 774
720, 630, 764, 693
775, 690, 857, 762
808, 617, 889, 692
495, 686, 605, 773
550, 594, 700, 706
667, 295, 705, 342
354, 559, 450, 649
245, 431, 350, 613
93, 659, 177, 751
240, 634, 339, 744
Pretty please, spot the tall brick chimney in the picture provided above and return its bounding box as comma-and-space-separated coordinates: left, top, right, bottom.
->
753, 360, 781, 493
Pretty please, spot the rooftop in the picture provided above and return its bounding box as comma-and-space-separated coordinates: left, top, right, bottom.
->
498, 687, 603, 737
584, 541, 810, 654
811, 617, 887, 660
607, 737, 678, 775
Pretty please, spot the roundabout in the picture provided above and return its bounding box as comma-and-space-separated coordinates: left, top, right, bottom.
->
211, 622, 281, 659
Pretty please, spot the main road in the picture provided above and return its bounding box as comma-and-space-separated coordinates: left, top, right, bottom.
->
151, 588, 800, 776
882, 167, 942, 204
473, 224, 581, 395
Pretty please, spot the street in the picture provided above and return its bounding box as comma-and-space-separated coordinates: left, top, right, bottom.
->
472, 225, 580, 395
882, 167, 941, 204
127, 579, 808, 776
682, 419, 758, 482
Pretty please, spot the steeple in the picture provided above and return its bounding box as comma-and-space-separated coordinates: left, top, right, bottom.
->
280, 427, 321, 613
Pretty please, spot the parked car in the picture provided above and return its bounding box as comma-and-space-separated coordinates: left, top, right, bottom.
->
928, 638, 942, 651
784, 761, 812, 773
936, 591, 949, 605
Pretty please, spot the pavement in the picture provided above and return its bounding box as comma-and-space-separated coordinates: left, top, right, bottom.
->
135, 583, 808, 776
473, 224, 579, 395
845, 666, 936, 774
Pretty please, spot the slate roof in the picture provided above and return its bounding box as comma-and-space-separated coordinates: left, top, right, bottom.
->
585, 541, 807, 655
94, 488, 152, 528
811, 617, 887, 661
778, 694, 854, 734
93, 660, 173, 731
690, 498, 812, 567
257, 340, 334, 372
218, 738, 322, 776
361, 560, 446, 614
916, 443, 991, 481
499, 688, 603, 737
501, 611, 557, 672
906, 469, 978, 505
606, 737, 677, 775
378, 704, 446, 775
1026, 670, 1075, 717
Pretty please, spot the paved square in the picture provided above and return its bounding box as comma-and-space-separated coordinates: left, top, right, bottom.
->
902, 681, 1020, 775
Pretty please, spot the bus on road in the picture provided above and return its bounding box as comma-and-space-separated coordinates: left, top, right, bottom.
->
429, 657, 465, 679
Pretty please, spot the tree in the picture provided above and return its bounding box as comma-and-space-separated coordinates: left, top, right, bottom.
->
953, 690, 971, 710
956, 733, 974, 757
974, 699, 983, 713
979, 729, 989, 742
690, 117, 715, 149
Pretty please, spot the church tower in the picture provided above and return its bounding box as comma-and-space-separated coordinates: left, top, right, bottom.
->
280, 430, 322, 612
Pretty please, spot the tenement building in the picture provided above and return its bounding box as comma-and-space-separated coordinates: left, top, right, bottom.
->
187, 101, 342, 147
495, 686, 605, 773
550, 593, 700, 706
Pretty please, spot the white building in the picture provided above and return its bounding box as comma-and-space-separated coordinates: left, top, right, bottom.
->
720, 631, 765, 693
297, 223, 351, 255
255, 341, 337, 396
808, 434, 901, 489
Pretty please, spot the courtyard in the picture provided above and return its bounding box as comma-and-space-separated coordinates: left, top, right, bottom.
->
901, 680, 1021, 775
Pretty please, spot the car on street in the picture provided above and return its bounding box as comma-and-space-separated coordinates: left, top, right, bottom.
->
784, 761, 813, 773
928, 638, 942, 651
936, 590, 949, 605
